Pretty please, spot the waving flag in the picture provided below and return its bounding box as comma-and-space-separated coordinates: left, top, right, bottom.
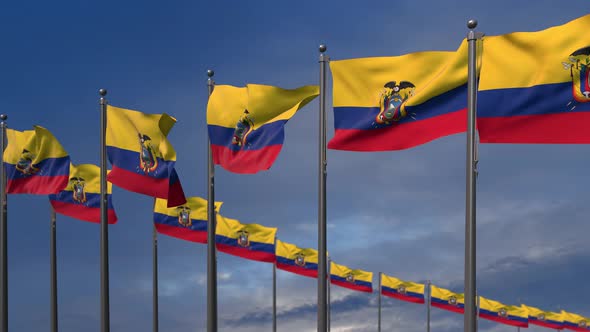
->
430, 285, 465, 314
49, 164, 117, 224
106, 105, 186, 207
380, 274, 425, 304
522, 304, 564, 329
275, 240, 319, 278
562, 311, 590, 331
207, 84, 319, 174
478, 296, 528, 328
153, 196, 222, 243
478, 14, 590, 143
328, 40, 469, 151
215, 215, 277, 262
329, 261, 373, 293
4, 126, 69, 194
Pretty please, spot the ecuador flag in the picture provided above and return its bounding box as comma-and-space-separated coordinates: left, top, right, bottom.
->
207, 84, 319, 174
380, 274, 425, 304
562, 310, 590, 331
215, 215, 277, 262
4, 126, 69, 194
49, 164, 117, 224
430, 285, 464, 314
478, 296, 528, 328
329, 261, 373, 293
522, 304, 564, 329
153, 196, 222, 243
275, 240, 319, 278
478, 14, 590, 143
106, 105, 186, 207
328, 40, 469, 151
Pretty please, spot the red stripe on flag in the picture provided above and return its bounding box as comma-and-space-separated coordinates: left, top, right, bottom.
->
328, 109, 466, 151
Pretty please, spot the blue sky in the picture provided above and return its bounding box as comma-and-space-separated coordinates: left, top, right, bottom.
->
1, 0, 589, 331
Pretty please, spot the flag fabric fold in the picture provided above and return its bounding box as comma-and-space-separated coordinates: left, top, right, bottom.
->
522, 304, 564, 330
430, 285, 465, 314
328, 40, 469, 151
153, 196, 222, 243
478, 14, 590, 143
49, 164, 117, 224
215, 215, 277, 262
4, 126, 70, 194
478, 296, 528, 328
380, 274, 425, 304
329, 261, 373, 293
106, 105, 186, 207
275, 240, 319, 278
207, 84, 319, 174
562, 310, 590, 331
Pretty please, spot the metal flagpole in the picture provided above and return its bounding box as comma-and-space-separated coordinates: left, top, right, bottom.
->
99, 89, 110, 332
317, 43, 329, 332
272, 236, 278, 332
0, 114, 7, 332
153, 222, 158, 332
206, 69, 218, 332
464, 19, 481, 332
426, 280, 431, 332
50, 207, 58, 332
377, 272, 381, 332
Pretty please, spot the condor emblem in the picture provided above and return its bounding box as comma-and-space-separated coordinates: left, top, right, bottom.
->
498, 308, 508, 318
448, 296, 458, 306
177, 206, 192, 227
345, 272, 355, 284
232, 110, 254, 148
70, 177, 87, 204
294, 253, 305, 267
563, 46, 590, 108
15, 149, 39, 176
579, 320, 588, 328
397, 285, 407, 295
138, 133, 158, 174
375, 81, 416, 126
537, 313, 546, 321
237, 230, 250, 248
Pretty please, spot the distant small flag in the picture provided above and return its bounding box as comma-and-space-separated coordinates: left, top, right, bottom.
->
215, 214, 277, 263
329, 261, 373, 293
207, 84, 319, 174
153, 196, 222, 243
49, 164, 117, 224
478, 296, 528, 328
106, 105, 186, 207
275, 240, 319, 278
522, 304, 564, 329
561, 310, 590, 331
4, 126, 69, 194
380, 274, 425, 304
430, 285, 465, 314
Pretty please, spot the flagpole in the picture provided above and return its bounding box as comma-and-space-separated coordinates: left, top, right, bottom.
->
426, 280, 431, 332
99, 89, 110, 332
377, 272, 381, 332
152, 222, 158, 332
464, 19, 480, 332
317, 43, 329, 332
0, 114, 7, 332
50, 207, 58, 332
272, 261, 277, 332
206, 69, 218, 332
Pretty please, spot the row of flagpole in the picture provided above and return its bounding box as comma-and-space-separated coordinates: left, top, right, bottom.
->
0, 19, 536, 332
